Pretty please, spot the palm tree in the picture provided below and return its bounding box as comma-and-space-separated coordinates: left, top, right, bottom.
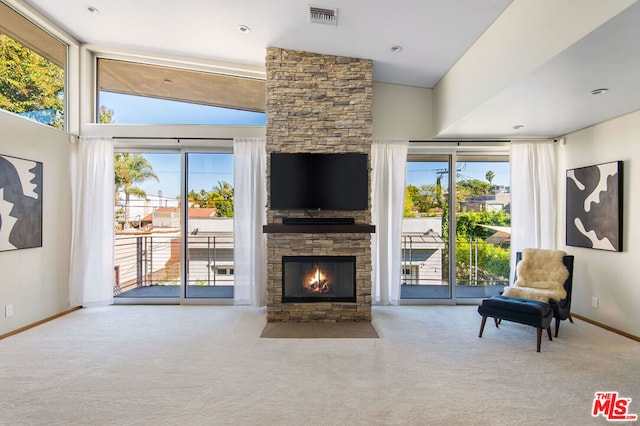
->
485, 170, 495, 185
208, 181, 234, 217
114, 153, 158, 225
485, 170, 495, 195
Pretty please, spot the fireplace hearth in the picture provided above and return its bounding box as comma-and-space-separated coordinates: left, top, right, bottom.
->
282, 256, 356, 303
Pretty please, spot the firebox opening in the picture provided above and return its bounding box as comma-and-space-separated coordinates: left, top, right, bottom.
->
282, 256, 356, 303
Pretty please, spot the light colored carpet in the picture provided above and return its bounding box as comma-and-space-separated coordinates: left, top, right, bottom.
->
1, 305, 639, 425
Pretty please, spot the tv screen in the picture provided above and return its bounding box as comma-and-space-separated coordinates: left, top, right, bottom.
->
270, 153, 368, 210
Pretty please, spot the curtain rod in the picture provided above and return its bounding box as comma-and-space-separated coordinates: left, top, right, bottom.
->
112, 136, 233, 141
409, 140, 509, 144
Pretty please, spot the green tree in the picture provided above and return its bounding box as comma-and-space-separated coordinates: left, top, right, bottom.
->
404, 186, 416, 217
454, 210, 510, 284
455, 237, 510, 284
485, 170, 495, 185
208, 181, 234, 218
456, 210, 510, 240
435, 176, 444, 208
114, 153, 159, 224
457, 178, 491, 202
0, 34, 64, 129
405, 184, 442, 216
441, 198, 511, 285
98, 105, 114, 123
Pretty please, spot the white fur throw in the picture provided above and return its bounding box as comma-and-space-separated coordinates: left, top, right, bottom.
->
502, 248, 569, 303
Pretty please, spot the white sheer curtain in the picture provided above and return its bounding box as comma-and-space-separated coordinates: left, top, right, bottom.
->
233, 138, 267, 306
371, 140, 409, 305
510, 139, 557, 282
69, 136, 114, 307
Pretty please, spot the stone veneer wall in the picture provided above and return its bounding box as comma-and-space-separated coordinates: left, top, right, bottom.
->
265, 47, 373, 322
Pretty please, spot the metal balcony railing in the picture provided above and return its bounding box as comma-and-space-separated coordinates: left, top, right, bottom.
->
113, 232, 235, 296
401, 234, 510, 287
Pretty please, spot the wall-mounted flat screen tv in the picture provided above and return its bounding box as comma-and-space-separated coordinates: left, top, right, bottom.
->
270, 153, 368, 210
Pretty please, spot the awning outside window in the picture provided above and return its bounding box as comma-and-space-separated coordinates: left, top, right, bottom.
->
0, 2, 66, 68
97, 58, 266, 113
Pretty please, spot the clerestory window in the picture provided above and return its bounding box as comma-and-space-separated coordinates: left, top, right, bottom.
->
96, 58, 266, 125
0, 2, 66, 129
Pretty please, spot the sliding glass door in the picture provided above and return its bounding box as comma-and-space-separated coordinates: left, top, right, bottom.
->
401, 151, 510, 302
185, 153, 235, 298
455, 155, 510, 299
401, 155, 452, 299
113, 150, 235, 302
113, 152, 181, 300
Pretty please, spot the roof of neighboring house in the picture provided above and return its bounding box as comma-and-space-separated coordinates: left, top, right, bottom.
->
401, 233, 445, 250
188, 208, 218, 218
142, 207, 219, 222
486, 231, 511, 245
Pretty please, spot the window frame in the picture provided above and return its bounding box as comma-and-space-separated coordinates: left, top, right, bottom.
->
0, 1, 77, 131
402, 142, 511, 305
90, 50, 266, 126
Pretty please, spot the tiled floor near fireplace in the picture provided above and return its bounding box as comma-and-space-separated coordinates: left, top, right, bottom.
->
260, 321, 378, 338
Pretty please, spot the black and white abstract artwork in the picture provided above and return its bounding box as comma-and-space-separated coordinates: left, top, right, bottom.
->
0, 154, 43, 251
566, 161, 622, 252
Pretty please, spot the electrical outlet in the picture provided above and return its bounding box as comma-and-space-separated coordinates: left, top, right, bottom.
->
5, 304, 13, 317
592, 297, 599, 308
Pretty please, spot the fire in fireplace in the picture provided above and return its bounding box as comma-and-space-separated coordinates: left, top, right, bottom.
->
282, 256, 356, 303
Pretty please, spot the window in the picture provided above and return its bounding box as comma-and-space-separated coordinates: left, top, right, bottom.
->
97, 58, 266, 125
455, 155, 510, 298
0, 2, 66, 129
113, 151, 237, 300
402, 151, 510, 300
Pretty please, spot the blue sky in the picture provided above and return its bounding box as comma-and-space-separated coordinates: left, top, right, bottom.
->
406, 161, 509, 188
140, 153, 233, 199
103, 92, 258, 199
100, 92, 266, 125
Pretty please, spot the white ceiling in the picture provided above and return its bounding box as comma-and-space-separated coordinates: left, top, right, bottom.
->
17, 0, 640, 138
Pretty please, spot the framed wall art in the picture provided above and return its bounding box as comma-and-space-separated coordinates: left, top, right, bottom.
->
0, 154, 43, 251
566, 160, 622, 252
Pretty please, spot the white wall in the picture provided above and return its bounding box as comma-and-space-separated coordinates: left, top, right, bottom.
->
372, 82, 434, 140
0, 111, 74, 335
433, 0, 635, 136
557, 110, 640, 338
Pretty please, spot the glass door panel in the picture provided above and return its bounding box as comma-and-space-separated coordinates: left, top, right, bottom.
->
455, 156, 510, 298
113, 152, 181, 299
401, 155, 451, 299
185, 153, 235, 298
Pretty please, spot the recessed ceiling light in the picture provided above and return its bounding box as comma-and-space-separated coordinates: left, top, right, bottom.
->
390, 45, 403, 53
512, 124, 524, 130
87, 5, 99, 13
238, 25, 251, 33
590, 88, 608, 95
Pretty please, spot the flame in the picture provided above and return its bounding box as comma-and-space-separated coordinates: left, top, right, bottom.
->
303, 265, 331, 294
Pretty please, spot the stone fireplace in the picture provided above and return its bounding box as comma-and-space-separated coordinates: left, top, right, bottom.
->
265, 47, 373, 322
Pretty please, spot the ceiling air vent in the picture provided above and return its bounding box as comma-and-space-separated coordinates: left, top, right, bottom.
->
308, 6, 338, 26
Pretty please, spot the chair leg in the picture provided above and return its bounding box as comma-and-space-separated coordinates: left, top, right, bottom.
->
547, 326, 553, 341
494, 318, 500, 328
568, 314, 574, 323
555, 317, 561, 337
479, 316, 488, 338
536, 328, 542, 352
